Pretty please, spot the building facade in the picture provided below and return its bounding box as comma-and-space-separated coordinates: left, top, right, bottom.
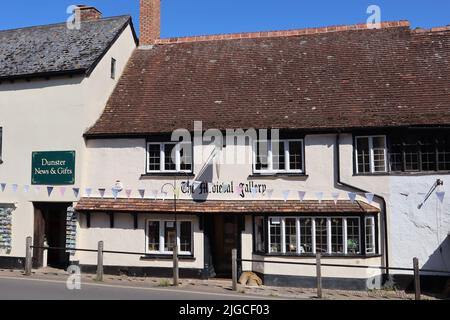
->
0, 6, 137, 269
1, 0, 449, 292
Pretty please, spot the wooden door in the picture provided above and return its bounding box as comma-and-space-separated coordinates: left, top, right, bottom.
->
33, 208, 45, 269
212, 215, 239, 277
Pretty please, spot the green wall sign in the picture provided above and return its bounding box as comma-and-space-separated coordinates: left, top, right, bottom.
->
32, 151, 76, 185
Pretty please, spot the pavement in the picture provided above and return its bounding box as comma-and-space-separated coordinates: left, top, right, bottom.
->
0, 268, 441, 300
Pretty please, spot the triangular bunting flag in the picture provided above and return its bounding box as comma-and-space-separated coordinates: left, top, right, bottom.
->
236, 185, 244, 195
331, 192, 340, 205
316, 192, 324, 203
112, 188, 119, 199
298, 191, 306, 202
23, 185, 30, 193
251, 187, 258, 198
161, 191, 168, 201
125, 189, 132, 198
47, 186, 54, 197
59, 187, 66, 197
282, 190, 290, 202
85, 188, 92, 198
11, 184, 18, 193
1, 183, 6, 192
72, 188, 80, 198
152, 190, 158, 200
436, 192, 445, 203
348, 192, 357, 203
174, 187, 180, 199
265, 189, 274, 199
98, 188, 106, 198
138, 189, 146, 199
365, 193, 375, 204
34, 186, 41, 194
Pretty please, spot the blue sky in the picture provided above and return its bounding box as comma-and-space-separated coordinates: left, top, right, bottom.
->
0, 0, 449, 37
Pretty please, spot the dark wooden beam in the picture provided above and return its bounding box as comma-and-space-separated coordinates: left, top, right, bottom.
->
109, 213, 115, 229
85, 213, 91, 228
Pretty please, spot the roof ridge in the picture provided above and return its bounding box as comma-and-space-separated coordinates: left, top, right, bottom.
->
412, 25, 450, 34
0, 15, 131, 33
151, 20, 410, 45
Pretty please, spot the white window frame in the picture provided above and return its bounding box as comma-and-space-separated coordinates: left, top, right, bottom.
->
146, 142, 193, 174
253, 139, 304, 174
365, 216, 376, 254
267, 216, 364, 256
0, 127, 3, 162
355, 135, 387, 174
145, 219, 193, 255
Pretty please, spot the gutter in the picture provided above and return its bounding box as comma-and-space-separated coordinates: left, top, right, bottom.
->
335, 132, 390, 278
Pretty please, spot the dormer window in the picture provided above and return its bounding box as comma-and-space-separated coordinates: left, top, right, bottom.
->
355, 136, 387, 174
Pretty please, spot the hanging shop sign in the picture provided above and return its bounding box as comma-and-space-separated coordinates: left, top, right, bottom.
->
31, 151, 76, 185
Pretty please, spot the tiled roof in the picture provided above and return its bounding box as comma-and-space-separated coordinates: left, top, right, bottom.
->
0, 15, 133, 80
75, 198, 380, 214
85, 21, 450, 137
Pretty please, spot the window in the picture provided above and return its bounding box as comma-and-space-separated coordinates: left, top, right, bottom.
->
389, 134, 450, 173
111, 58, 116, 79
356, 136, 387, 174
147, 221, 160, 252
146, 142, 193, 173
331, 218, 344, 254
254, 139, 304, 174
365, 217, 376, 254
264, 216, 370, 256
299, 218, 313, 253
146, 220, 193, 255
269, 218, 281, 253
254, 217, 266, 253
346, 218, 361, 254
315, 218, 328, 254
285, 218, 297, 253
180, 221, 192, 253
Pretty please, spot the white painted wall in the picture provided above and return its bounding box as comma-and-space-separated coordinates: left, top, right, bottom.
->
0, 24, 136, 259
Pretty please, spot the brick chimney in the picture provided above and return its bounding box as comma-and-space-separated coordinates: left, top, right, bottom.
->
75, 5, 102, 21
140, 0, 161, 45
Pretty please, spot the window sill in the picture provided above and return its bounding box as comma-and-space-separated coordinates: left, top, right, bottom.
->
254, 252, 382, 259
140, 254, 196, 261
141, 173, 195, 179
354, 171, 450, 177
249, 173, 309, 179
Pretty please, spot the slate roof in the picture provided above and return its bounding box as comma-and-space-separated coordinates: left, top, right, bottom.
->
0, 15, 135, 80
75, 198, 380, 214
85, 21, 450, 137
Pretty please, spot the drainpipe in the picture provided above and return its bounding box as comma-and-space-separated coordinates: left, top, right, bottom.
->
335, 132, 390, 280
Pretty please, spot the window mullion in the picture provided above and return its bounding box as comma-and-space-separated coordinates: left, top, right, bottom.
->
160, 144, 165, 172
159, 221, 164, 253
176, 144, 181, 172
281, 218, 286, 254
327, 218, 332, 254
268, 142, 273, 172
369, 137, 375, 173
312, 218, 316, 254
296, 218, 301, 255
267, 218, 272, 254
285, 141, 290, 171
343, 218, 348, 255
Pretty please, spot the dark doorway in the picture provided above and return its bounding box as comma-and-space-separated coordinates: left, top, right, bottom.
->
33, 202, 72, 270
210, 215, 240, 278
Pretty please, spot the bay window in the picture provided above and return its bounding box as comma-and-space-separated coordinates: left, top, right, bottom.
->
254, 139, 304, 174
146, 142, 193, 173
146, 220, 193, 255
265, 216, 374, 256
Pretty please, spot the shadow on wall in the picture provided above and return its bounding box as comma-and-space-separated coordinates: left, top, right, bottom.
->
192, 162, 213, 203
393, 236, 450, 295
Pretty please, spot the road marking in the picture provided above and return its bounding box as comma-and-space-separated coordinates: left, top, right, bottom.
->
0, 275, 282, 300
